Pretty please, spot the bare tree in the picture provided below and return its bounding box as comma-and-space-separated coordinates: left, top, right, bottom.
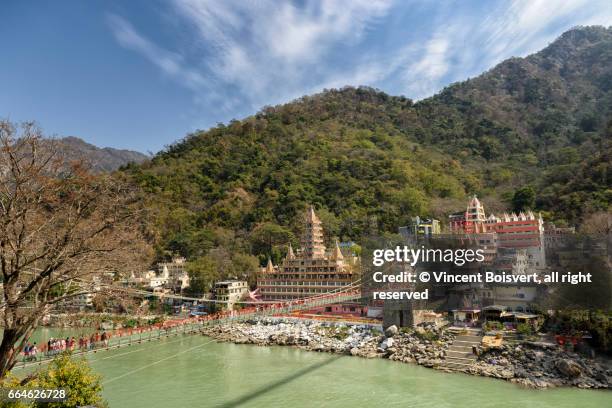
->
0, 121, 150, 378
580, 211, 612, 235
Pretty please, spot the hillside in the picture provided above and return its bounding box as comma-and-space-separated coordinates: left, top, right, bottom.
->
414, 25, 612, 219
55, 136, 148, 173
124, 26, 611, 271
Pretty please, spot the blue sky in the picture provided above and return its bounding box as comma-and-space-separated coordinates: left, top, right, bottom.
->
1, 0, 611, 153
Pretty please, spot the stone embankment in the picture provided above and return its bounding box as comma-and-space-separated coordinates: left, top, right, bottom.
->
469, 343, 610, 389
202, 318, 611, 390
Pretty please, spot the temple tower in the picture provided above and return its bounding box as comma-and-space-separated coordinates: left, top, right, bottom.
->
466, 195, 487, 233
301, 206, 326, 259
256, 206, 354, 301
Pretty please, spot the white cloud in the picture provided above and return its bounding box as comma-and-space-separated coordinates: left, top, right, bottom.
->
401, 33, 451, 98
480, 0, 590, 62
107, 0, 612, 116
395, 0, 612, 99
170, 0, 393, 106
107, 14, 207, 90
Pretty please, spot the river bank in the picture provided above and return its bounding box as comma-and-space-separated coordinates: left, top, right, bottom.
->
201, 318, 611, 390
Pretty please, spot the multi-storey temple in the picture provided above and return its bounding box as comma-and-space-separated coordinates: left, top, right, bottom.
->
449, 195, 546, 268
257, 207, 354, 301
449, 195, 488, 234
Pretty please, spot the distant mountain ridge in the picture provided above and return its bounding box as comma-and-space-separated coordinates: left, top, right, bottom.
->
54, 136, 149, 172
418, 25, 612, 146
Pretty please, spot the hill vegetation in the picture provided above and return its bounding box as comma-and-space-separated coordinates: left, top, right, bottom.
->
122, 26, 611, 287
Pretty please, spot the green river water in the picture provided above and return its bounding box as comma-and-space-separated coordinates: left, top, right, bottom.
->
20, 328, 612, 407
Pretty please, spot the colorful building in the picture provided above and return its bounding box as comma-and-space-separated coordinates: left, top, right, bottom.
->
449, 196, 546, 268
449, 195, 487, 234
257, 206, 355, 301
399, 216, 441, 238
486, 212, 545, 268
485, 212, 544, 248
478, 284, 540, 313
310, 302, 367, 317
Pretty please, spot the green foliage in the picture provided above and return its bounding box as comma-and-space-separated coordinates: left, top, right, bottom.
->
127, 87, 483, 267
230, 253, 260, 287
414, 329, 439, 341
516, 323, 534, 336
484, 321, 504, 332
331, 326, 350, 340
122, 27, 612, 268
549, 310, 612, 354
35, 354, 105, 408
1, 354, 106, 408
512, 186, 536, 212
349, 243, 362, 257
148, 297, 159, 312
185, 256, 219, 295
249, 223, 295, 261
369, 327, 383, 336
123, 319, 138, 328
186, 251, 259, 295
148, 316, 164, 325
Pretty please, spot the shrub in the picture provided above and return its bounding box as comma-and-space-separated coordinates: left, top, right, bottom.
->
517, 323, 533, 336
34, 353, 106, 408
369, 328, 383, 336
332, 326, 350, 340
415, 330, 439, 342
123, 318, 138, 328
0, 354, 106, 408
484, 321, 503, 331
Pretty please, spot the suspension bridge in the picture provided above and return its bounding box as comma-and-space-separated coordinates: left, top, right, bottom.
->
13, 279, 364, 371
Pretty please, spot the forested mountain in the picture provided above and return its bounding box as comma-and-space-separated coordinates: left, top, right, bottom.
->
414, 26, 612, 221
123, 26, 611, 275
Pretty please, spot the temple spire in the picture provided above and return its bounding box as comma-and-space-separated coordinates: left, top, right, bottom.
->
266, 258, 274, 273
331, 239, 344, 261
466, 194, 487, 233
301, 206, 326, 259
287, 242, 295, 259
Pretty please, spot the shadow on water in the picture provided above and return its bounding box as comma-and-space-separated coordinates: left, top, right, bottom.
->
217, 354, 343, 408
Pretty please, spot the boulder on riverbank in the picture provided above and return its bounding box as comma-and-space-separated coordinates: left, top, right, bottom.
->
201, 318, 610, 390
556, 359, 583, 378
474, 342, 611, 389
384, 325, 398, 338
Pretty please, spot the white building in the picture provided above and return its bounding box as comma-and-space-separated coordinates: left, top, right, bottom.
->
71, 292, 95, 309
213, 280, 248, 310
157, 257, 190, 292
126, 256, 190, 294
491, 284, 539, 312
492, 248, 528, 276
59, 278, 101, 310
128, 269, 169, 289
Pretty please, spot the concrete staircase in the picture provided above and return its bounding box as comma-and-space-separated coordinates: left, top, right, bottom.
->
443, 328, 482, 371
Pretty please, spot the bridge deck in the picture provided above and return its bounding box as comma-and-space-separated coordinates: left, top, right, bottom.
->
14, 291, 362, 370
